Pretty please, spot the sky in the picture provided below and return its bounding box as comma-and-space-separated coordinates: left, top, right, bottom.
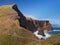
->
0, 0, 60, 25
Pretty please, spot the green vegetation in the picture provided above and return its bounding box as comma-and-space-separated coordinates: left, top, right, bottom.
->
44, 34, 60, 45
0, 34, 41, 45
54, 42, 60, 45
0, 35, 26, 45
0, 15, 5, 17
0, 26, 40, 45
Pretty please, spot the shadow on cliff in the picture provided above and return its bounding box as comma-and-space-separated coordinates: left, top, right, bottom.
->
12, 4, 27, 29
12, 4, 37, 32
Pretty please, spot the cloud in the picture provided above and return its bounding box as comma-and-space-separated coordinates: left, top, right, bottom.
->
25, 15, 60, 25
38, 18, 60, 25
26, 15, 37, 19
49, 19, 60, 25
33, 30, 51, 39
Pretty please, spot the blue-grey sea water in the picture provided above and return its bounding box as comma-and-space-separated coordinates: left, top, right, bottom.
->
47, 30, 60, 36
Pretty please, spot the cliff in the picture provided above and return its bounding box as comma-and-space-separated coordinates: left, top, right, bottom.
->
0, 4, 53, 45
0, 4, 52, 35
26, 17, 52, 36
0, 4, 39, 45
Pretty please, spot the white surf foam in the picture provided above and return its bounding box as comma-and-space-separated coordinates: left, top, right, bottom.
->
33, 30, 51, 39
53, 30, 60, 31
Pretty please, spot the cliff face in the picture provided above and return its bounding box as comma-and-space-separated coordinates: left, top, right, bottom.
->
0, 4, 52, 36
12, 5, 52, 36
12, 4, 52, 36
26, 17, 52, 36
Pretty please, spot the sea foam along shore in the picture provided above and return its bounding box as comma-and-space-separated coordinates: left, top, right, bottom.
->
33, 30, 51, 39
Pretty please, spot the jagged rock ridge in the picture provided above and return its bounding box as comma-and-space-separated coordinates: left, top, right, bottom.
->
12, 4, 52, 36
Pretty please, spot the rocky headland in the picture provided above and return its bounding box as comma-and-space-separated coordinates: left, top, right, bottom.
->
0, 4, 60, 45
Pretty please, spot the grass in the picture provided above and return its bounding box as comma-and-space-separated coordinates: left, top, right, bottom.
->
0, 27, 40, 45
54, 42, 60, 45
0, 15, 5, 17
43, 34, 60, 45
0, 21, 39, 45
0, 34, 26, 45
0, 34, 41, 45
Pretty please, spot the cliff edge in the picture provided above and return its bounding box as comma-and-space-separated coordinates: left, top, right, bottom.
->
0, 4, 53, 45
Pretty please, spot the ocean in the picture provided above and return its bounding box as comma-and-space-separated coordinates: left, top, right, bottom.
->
44, 30, 60, 39
47, 30, 60, 36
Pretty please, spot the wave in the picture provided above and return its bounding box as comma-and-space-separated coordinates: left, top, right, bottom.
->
33, 30, 60, 39
53, 30, 60, 31
33, 30, 51, 39
44, 32, 51, 39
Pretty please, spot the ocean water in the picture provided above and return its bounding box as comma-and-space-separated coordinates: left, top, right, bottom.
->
44, 30, 60, 39
48, 30, 60, 36
33, 30, 60, 39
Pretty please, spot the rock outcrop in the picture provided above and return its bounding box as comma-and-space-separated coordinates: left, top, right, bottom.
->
26, 17, 52, 36
12, 4, 52, 36
0, 4, 52, 36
